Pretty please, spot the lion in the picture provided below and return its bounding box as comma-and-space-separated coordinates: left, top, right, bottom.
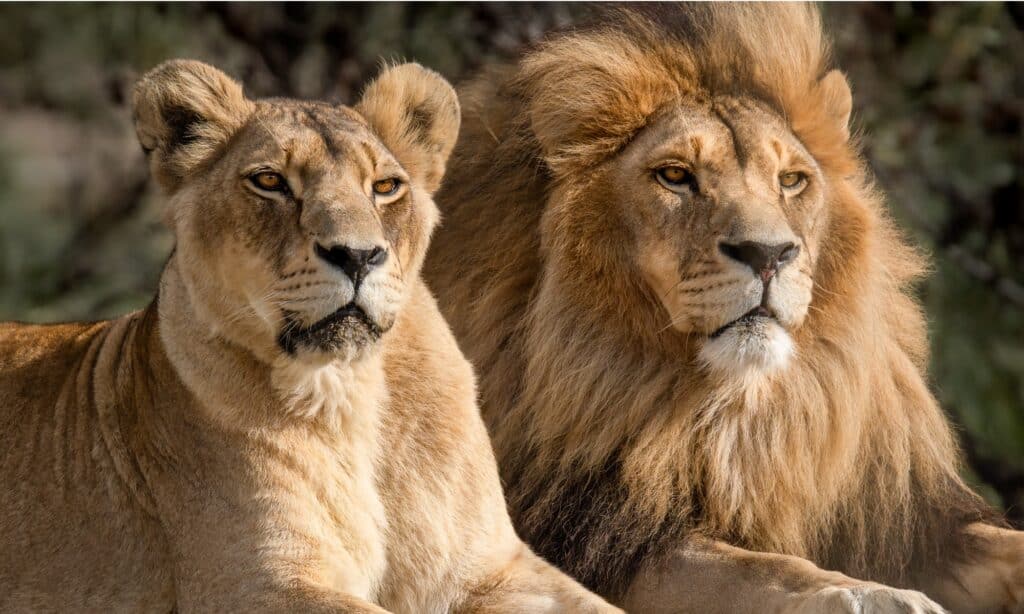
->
424, 4, 1024, 613
0, 59, 618, 614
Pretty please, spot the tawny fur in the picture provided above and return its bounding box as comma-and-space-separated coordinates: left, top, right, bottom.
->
425, 4, 1024, 613
0, 59, 616, 614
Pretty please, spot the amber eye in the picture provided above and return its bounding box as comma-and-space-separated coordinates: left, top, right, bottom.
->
372, 178, 401, 196
655, 165, 697, 191
250, 171, 288, 193
779, 171, 808, 191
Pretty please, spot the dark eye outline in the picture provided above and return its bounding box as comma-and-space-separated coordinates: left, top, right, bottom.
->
249, 171, 291, 195
372, 177, 403, 197
654, 165, 698, 192
779, 171, 808, 192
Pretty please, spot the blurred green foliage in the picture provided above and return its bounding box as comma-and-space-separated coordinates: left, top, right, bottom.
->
0, 3, 1021, 520
824, 3, 1024, 516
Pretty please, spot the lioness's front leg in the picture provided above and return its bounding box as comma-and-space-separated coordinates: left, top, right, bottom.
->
458, 545, 622, 614
167, 523, 393, 614
919, 523, 1024, 614
621, 535, 947, 614
251, 585, 392, 614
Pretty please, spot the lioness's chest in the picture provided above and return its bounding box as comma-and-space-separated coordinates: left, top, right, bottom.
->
295, 420, 473, 614
301, 428, 389, 601
256, 355, 479, 612
254, 390, 391, 602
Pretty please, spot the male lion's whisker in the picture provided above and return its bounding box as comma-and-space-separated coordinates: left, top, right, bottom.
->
658, 277, 687, 303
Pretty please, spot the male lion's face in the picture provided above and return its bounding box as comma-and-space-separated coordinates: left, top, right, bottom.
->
134, 61, 458, 366
607, 97, 827, 376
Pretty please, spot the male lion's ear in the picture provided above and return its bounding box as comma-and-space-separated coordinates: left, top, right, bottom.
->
132, 59, 254, 191
818, 69, 853, 142
355, 63, 460, 194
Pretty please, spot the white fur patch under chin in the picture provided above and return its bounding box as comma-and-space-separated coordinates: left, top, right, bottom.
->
270, 354, 386, 421
698, 320, 795, 378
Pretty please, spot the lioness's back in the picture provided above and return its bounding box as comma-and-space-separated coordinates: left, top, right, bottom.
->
0, 320, 115, 432
0, 319, 99, 368
0, 316, 174, 612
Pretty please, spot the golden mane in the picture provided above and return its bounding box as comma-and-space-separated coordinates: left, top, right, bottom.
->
425, 2, 996, 599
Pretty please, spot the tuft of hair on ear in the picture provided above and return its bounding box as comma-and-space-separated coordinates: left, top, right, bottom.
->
132, 59, 254, 192
355, 62, 460, 194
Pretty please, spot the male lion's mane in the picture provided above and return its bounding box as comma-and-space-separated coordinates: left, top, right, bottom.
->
426, 3, 995, 599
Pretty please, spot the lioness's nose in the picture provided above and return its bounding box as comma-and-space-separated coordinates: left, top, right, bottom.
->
315, 243, 388, 287
719, 240, 799, 280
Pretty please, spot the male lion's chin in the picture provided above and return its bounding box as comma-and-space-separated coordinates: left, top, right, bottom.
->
698, 317, 794, 377
278, 305, 387, 365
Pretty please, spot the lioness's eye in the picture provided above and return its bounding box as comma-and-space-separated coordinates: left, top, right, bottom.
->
655, 165, 697, 192
251, 171, 288, 193
372, 178, 401, 196
779, 171, 808, 191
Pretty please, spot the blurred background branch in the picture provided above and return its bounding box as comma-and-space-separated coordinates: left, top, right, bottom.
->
0, 2, 1021, 523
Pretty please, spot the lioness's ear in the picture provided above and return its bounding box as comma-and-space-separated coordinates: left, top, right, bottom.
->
818, 69, 853, 142
355, 63, 460, 194
132, 59, 254, 191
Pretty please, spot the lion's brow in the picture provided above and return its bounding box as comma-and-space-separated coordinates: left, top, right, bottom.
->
255, 113, 289, 157
711, 105, 747, 169
301, 106, 347, 159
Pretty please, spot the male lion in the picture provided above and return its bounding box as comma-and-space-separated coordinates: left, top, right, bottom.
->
0, 59, 617, 613
424, 4, 1024, 613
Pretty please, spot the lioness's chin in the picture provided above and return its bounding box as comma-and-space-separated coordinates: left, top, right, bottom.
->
698, 317, 794, 376
278, 305, 387, 363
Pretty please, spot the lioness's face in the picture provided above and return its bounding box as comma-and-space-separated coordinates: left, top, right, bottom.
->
134, 61, 459, 365
178, 106, 422, 362
608, 97, 827, 375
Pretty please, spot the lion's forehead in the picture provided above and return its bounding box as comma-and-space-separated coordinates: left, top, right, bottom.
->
643, 98, 811, 198
255, 99, 369, 136
235, 101, 398, 181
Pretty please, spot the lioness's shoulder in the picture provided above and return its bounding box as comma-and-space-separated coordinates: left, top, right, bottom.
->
0, 319, 112, 418
0, 320, 107, 370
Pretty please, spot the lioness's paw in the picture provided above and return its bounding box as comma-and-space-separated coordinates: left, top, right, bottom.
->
791, 584, 948, 614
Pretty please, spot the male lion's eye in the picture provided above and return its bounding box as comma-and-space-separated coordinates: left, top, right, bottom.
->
655, 166, 697, 192
779, 171, 808, 191
372, 178, 401, 196
250, 171, 288, 193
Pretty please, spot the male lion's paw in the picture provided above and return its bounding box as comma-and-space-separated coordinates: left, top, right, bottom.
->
958, 524, 1024, 613
790, 584, 948, 614
990, 527, 1024, 612
551, 588, 623, 614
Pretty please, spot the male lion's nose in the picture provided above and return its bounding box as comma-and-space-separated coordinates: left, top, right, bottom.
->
315, 243, 388, 288
719, 240, 799, 281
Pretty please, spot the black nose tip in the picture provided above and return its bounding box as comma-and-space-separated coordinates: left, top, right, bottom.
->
315, 243, 388, 286
719, 240, 799, 277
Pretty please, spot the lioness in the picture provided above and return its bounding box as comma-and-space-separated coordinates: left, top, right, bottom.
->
0, 59, 616, 613
425, 4, 1024, 614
